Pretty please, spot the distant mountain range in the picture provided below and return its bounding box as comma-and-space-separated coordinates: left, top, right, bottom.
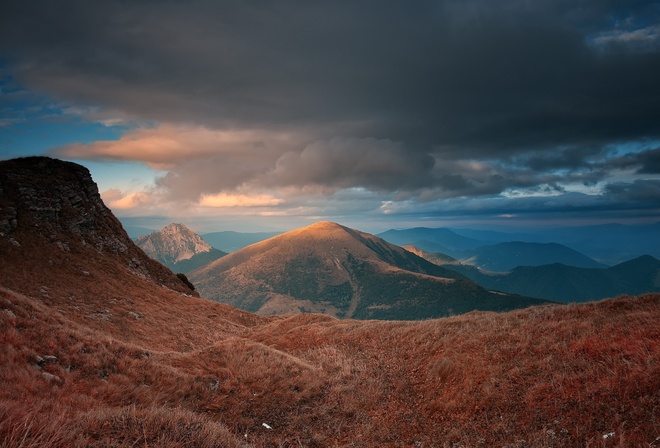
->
414, 251, 660, 302
133, 220, 658, 305
379, 224, 660, 265
189, 221, 550, 319
125, 221, 660, 268
379, 228, 611, 269
377, 227, 484, 256
135, 223, 226, 273
462, 241, 606, 271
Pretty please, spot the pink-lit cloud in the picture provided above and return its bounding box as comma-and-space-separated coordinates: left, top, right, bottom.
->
54, 124, 302, 170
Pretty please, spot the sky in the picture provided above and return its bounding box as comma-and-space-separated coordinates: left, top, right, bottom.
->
1, 0, 660, 233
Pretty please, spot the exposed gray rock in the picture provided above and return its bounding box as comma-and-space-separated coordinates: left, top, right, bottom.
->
36, 355, 59, 368
40, 355, 59, 365
136, 223, 213, 265
88, 310, 111, 320
41, 372, 63, 383
0, 157, 199, 296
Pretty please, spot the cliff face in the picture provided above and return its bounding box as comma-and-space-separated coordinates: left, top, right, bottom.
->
0, 157, 130, 252
0, 156, 196, 296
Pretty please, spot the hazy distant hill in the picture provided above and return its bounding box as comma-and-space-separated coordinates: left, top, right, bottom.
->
380, 224, 660, 266
443, 255, 660, 302
377, 227, 484, 257
540, 223, 660, 265
379, 227, 605, 270
190, 222, 549, 319
463, 241, 606, 271
136, 223, 226, 273
449, 223, 660, 265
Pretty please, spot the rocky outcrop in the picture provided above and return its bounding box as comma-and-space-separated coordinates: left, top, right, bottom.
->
137, 223, 212, 264
0, 157, 197, 296
0, 157, 127, 252
136, 223, 226, 273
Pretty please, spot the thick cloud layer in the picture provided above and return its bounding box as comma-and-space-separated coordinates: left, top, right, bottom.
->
1, 0, 659, 224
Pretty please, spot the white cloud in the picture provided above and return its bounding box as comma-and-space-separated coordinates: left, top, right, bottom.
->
101, 188, 156, 210
590, 24, 660, 48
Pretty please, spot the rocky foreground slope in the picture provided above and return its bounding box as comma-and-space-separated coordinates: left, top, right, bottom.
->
1, 157, 659, 447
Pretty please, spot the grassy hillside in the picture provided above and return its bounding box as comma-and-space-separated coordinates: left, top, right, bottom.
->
190, 222, 549, 319
1, 278, 658, 446
1, 157, 658, 446
1, 223, 658, 446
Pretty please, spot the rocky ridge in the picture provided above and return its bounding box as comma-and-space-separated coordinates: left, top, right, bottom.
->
0, 156, 196, 296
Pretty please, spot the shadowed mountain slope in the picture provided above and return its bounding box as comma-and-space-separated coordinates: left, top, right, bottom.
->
1, 157, 659, 447
190, 221, 550, 319
445, 255, 660, 302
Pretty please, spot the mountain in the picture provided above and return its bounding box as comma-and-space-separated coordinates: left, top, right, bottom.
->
201, 230, 281, 252
1, 157, 659, 447
443, 255, 660, 302
463, 241, 606, 271
379, 227, 606, 270
448, 227, 546, 244
380, 223, 660, 267
606, 255, 660, 294
532, 222, 660, 261
449, 223, 660, 265
377, 227, 484, 257
190, 221, 550, 319
135, 223, 226, 273
136, 223, 213, 263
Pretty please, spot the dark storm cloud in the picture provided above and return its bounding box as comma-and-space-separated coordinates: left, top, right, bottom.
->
602, 147, 660, 174
1, 0, 659, 220
518, 147, 605, 172
2, 0, 659, 151
267, 137, 435, 192
634, 148, 660, 174
604, 179, 660, 202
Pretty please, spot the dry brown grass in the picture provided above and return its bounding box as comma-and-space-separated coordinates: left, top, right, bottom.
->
1, 228, 659, 447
